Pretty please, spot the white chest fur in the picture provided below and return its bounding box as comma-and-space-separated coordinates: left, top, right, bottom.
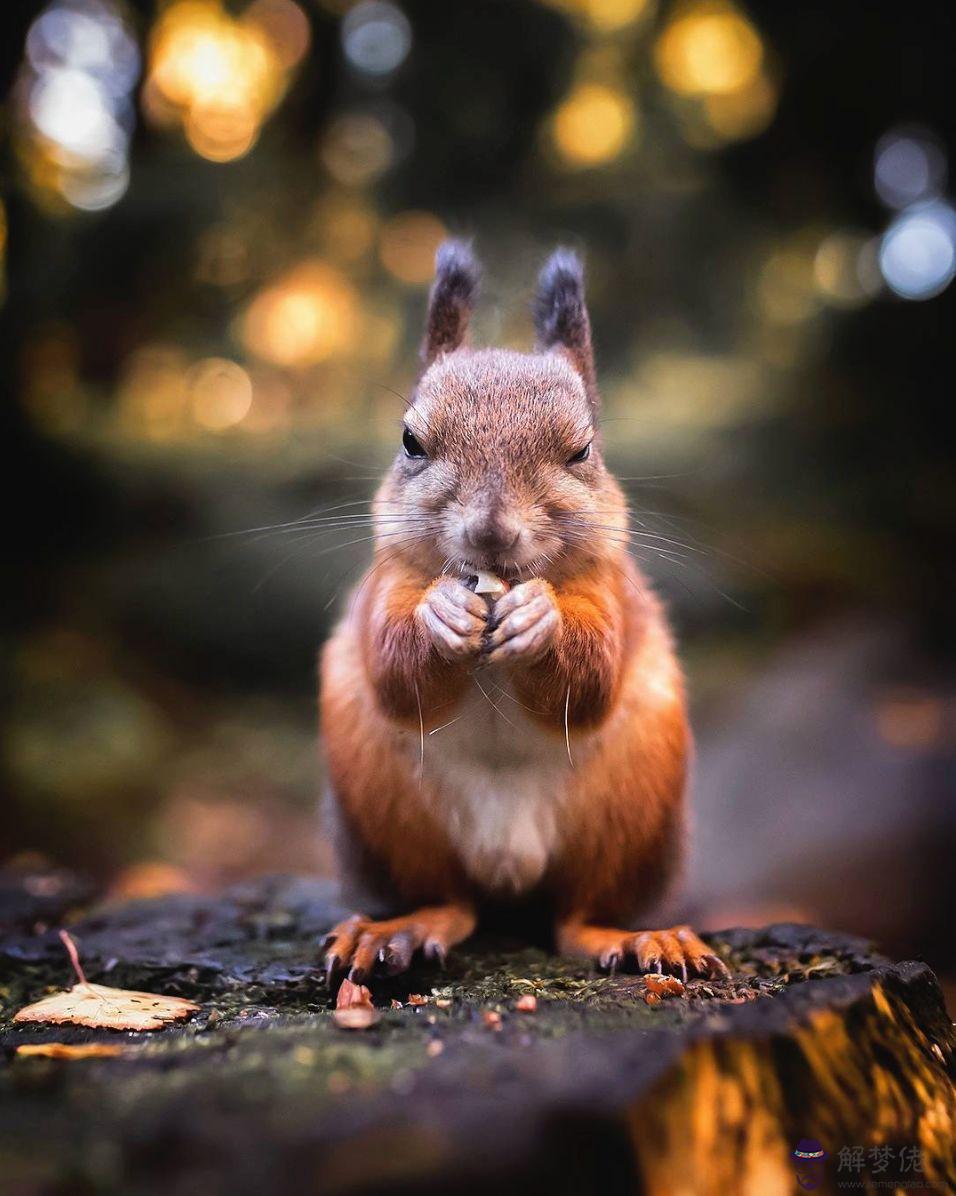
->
419, 673, 574, 894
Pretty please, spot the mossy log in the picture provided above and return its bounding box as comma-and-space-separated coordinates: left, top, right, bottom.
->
1, 870, 954, 1195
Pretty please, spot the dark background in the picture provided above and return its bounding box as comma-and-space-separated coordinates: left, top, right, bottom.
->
1, 0, 954, 980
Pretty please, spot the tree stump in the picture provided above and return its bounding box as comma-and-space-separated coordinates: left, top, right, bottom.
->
1, 870, 953, 1195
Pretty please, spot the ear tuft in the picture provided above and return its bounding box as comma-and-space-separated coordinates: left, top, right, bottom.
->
420, 239, 481, 366
533, 248, 596, 400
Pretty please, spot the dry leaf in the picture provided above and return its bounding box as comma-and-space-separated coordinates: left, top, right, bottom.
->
335, 978, 373, 1011
333, 1006, 380, 1030
13, 930, 199, 1032
515, 994, 537, 1013
645, 974, 685, 997
14, 984, 200, 1031
16, 1042, 126, 1060
406, 993, 427, 1007
643, 992, 662, 1005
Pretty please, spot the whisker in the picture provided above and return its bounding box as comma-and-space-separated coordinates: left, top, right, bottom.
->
471, 669, 519, 729
428, 715, 463, 736
564, 687, 573, 767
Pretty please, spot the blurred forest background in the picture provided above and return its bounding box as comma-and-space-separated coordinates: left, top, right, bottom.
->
1, 0, 954, 975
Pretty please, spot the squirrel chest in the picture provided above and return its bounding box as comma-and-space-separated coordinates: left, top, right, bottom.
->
419, 671, 576, 895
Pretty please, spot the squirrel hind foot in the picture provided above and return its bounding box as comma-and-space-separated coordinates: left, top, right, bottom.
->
323, 904, 476, 984
556, 922, 729, 982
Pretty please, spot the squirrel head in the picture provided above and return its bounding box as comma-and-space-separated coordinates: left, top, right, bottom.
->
376, 241, 628, 582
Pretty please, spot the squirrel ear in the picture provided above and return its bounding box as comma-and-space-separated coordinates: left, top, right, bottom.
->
533, 248, 597, 403
420, 239, 481, 367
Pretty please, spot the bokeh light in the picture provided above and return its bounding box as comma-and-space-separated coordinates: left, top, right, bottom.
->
187, 358, 254, 430
309, 193, 379, 264
551, 82, 637, 167
14, 0, 139, 212
542, 0, 654, 34
320, 111, 397, 185
813, 231, 881, 308
757, 243, 820, 326
144, 0, 308, 163
242, 260, 360, 366
654, 2, 775, 147
379, 210, 447, 284
341, 1, 412, 77
655, 1, 763, 97
874, 127, 947, 211
117, 344, 191, 440
701, 69, 776, 142
243, 0, 311, 70
879, 201, 956, 301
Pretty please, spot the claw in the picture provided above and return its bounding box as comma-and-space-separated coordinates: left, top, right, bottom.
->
708, 954, 730, 978
384, 931, 415, 975
325, 954, 340, 984
423, 939, 446, 966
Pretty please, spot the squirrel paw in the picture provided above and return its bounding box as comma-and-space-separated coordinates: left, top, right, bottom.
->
323, 904, 476, 984
416, 579, 489, 662
485, 579, 560, 665
557, 922, 729, 982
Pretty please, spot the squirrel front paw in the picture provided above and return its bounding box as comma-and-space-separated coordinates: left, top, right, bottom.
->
416, 577, 489, 662
486, 579, 561, 665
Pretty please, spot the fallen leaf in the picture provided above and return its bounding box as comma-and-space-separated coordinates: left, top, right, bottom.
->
643, 992, 662, 1005
515, 994, 537, 1013
406, 993, 427, 1006
645, 974, 685, 997
14, 984, 200, 1031
335, 978, 373, 1011
13, 930, 199, 1032
16, 1042, 126, 1060
333, 1006, 380, 1030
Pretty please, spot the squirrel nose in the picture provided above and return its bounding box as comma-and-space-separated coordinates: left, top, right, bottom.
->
464, 512, 521, 555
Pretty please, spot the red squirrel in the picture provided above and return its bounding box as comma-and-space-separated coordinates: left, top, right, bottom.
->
320, 242, 727, 982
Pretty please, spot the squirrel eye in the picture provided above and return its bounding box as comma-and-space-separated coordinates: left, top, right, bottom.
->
567, 442, 592, 465
402, 427, 427, 459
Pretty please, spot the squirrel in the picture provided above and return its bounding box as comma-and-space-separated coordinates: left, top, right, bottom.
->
319, 242, 727, 983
